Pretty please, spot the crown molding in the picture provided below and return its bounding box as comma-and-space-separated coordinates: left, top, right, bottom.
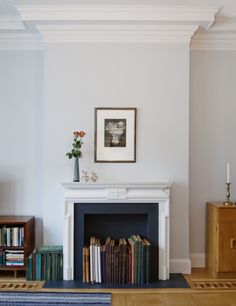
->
0, 5, 220, 48
16, 5, 219, 27
0, 32, 43, 50
36, 23, 198, 44
14, 5, 219, 44
210, 16, 236, 31
191, 17, 236, 50
191, 33, 236, 50
0, 15, 26, 30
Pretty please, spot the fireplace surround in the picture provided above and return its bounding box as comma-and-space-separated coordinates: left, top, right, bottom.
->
62, 182, 170, 281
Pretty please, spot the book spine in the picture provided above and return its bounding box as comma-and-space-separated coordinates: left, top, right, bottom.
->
146, 244, 151, 283
85, 247, 90, 283
35, 253, 42, 281
98, 245, 101, 283
59, 253, 63, 280
47, 254, 52, 281
26, 255, 32, 281
82, 247, 86, 283
51, 253, 57, 281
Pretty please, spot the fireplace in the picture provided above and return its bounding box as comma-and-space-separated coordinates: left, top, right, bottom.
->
62, 182, 170, 281
74, 202, 159, 281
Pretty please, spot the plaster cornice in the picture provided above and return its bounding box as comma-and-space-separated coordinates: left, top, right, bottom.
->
0, 32, 43, 50
36, 23, 199, 44
14, 5, 219, 44
0, 15, 25, 30
0, 4, 222, 48
191, 16, 236, 50
16, 5, 219, 26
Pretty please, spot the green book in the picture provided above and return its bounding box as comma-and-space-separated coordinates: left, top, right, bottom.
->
26, 249, 36, 281
59, 253, 63, 280
142, 240, 146, 283
46, 254, 52, 281
35, 253, 42, 281
38, 245, 63, 254
32, 251, 36, 281
26, 255, 32, 281
43, 254, 47, 281
51, 253, 57, 281
143, 239, 151, 283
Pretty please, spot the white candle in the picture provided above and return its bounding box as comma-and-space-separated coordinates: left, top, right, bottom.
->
227, 162, 230, 183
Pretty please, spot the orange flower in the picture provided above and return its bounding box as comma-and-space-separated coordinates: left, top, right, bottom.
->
73, 131, 80, 138
73, 131, 86, 138
79, 131, 86, 137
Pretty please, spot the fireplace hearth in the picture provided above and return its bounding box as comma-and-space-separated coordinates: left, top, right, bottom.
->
62, 182, 170, 281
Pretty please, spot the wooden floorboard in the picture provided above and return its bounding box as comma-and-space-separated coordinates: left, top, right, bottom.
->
1, 269, 236, 305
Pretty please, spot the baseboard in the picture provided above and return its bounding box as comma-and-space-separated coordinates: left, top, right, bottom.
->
190, 253, 206, 268
170, 259, 191, 274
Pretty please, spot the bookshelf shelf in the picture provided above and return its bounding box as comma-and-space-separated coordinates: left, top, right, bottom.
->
0, 216, 35, 277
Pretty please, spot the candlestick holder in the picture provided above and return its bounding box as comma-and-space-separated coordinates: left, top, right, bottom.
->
223, 182, 234, 206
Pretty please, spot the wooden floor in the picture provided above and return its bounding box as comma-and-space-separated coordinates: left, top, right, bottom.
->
1, 269, 236, 306
111, 269, 236, 306
112, 289, 236, 306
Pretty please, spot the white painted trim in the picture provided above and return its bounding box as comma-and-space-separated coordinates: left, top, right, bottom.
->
62, 182, 170, 190
191, 16, 236, 50
62, 182, 170, 281
0, 4, 223, 48
191, 33, 236, 50
210, 16, 236, 31
0, 15, 26, 30
0, 32, 43, 50
16, 5, 219, 26
15, 5, 218, 44
170, 259, 192, 274
190, 253, 206, 268
36, 24, 198, 44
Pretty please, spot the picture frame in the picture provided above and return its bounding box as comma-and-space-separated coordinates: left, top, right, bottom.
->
94, 107, 137, 163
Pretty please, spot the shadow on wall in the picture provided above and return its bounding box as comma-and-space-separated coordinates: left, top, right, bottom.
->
35, 218, 43, 248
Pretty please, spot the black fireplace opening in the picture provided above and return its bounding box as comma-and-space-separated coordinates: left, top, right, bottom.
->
74, 202, 159, 282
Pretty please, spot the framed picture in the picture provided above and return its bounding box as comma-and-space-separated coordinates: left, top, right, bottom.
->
94, 107, 137, 163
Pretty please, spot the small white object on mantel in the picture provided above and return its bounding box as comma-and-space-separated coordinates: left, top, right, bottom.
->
61, 181, 171, 281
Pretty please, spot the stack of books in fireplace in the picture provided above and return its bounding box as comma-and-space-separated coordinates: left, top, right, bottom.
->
83, 235, 151, 284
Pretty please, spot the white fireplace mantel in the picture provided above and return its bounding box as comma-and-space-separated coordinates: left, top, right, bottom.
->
62, 182, 170, 281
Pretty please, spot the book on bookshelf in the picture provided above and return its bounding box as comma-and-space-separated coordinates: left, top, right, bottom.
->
0, 216, 35, 277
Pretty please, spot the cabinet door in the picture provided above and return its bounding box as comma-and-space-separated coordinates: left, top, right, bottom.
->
218, 222, 236, 272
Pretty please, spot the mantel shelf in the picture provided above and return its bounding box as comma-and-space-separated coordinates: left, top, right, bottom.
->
61, 182, 171, 190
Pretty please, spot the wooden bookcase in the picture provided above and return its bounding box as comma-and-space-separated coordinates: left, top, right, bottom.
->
206, 202, 236, 278
0, 216, 35, 277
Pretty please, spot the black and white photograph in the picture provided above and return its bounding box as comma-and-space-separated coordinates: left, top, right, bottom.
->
104, 119, 127, 147
95, 108, 136, 162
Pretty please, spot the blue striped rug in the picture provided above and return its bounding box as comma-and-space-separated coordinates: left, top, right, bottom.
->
0, 291, 111, 306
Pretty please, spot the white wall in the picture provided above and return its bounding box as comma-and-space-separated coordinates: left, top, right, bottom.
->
1, 0, 236, 273
190, 50, 236, 259
0, 50, 44, 246
42, 43, 190, 265
2, 46, 236, 269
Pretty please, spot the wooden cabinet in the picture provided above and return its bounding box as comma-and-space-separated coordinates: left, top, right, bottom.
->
206, 202, 236, 277
0, 216, 35, 277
